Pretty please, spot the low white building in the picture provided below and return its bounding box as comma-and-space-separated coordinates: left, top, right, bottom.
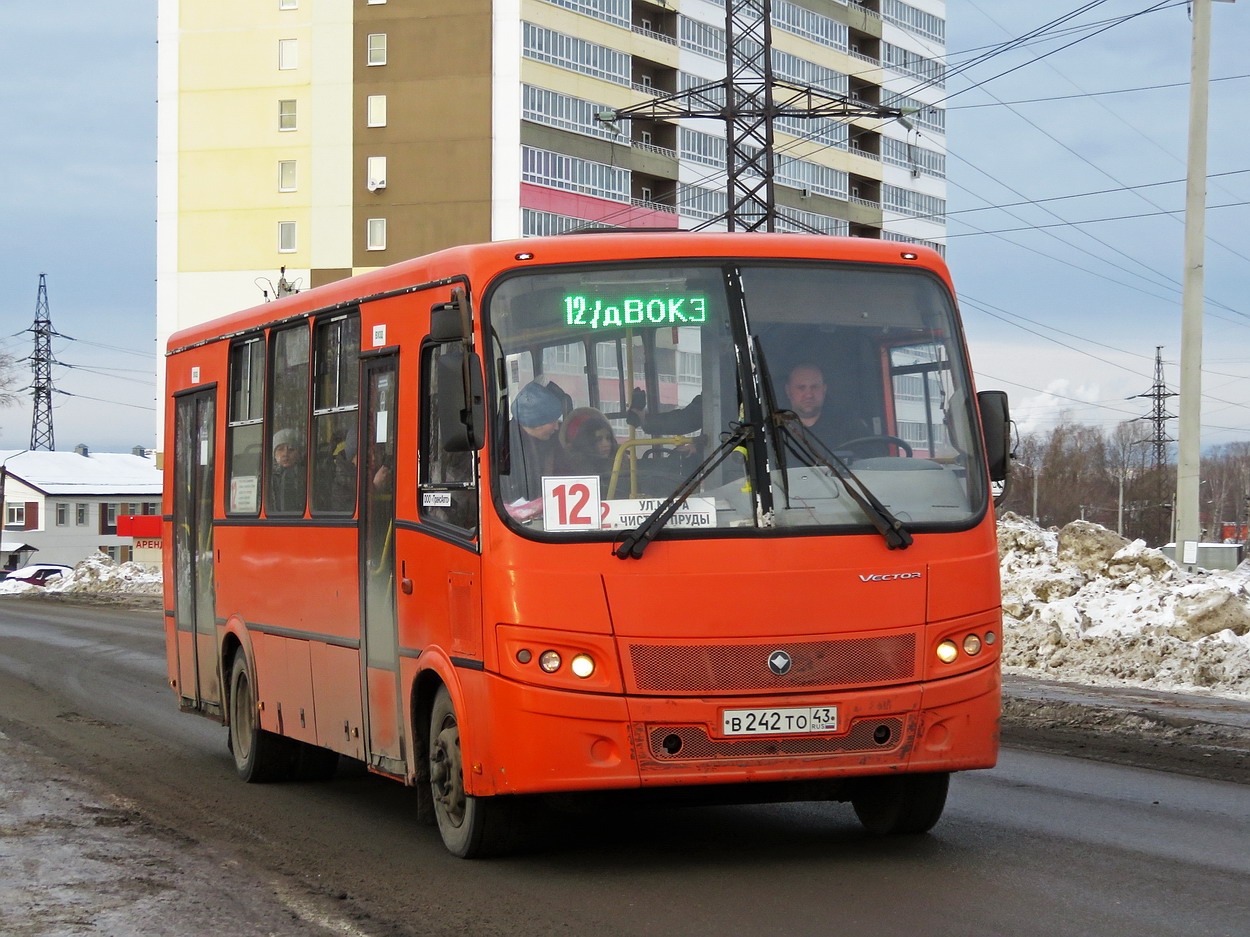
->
1, 447, 162, 570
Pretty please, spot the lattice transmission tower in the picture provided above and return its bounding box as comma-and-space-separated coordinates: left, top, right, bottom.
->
1133, 346, 1176, 470
28, 273, 58, 450
600, 0, 906, 231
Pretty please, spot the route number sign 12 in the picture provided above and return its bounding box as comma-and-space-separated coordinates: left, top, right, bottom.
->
542, 476, 603, 531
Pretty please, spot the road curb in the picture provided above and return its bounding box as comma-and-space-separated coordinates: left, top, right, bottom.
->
1002, 674, 1250, 784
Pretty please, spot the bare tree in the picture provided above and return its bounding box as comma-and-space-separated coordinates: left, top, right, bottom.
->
0, 352, 18, 410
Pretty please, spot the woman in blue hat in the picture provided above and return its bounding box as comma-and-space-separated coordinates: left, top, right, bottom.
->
506, 381, 565, 503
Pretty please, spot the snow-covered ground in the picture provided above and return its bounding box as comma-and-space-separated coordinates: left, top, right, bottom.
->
999, 512, 1250, 701
5, 519, 1250, 700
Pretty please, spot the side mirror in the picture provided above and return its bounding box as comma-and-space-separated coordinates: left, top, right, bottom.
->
436, 345, 486, 452
430, 287, 471, 342
977, 390, 1011, 482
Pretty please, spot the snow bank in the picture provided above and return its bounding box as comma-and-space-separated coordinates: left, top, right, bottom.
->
998, 512, 1250, 700
47, 552, 163, 596
0, 552, 163, 598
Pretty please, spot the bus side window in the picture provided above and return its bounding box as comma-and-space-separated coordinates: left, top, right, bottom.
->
226, 336, 264, 515
266, 324, 311, 517
310, 312, 361, 515
419, 341, 478, 535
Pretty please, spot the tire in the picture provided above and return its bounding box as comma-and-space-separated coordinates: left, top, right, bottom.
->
228, 652, 297, 783
851, 772, 950, 835
428, 685, 517, 858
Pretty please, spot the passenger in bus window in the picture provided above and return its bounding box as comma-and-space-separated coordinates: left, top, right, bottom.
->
626, 387, 705, 437
508, 381, 564, 501
783, 362, 872, 459
328, 434, 358, 512
558, 407, 618, 483
269, 428, 307, 513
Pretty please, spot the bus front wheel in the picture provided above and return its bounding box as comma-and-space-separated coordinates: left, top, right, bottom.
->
428, 685, 516, 858
851, 772, 949, 835
228, 652, 296, 783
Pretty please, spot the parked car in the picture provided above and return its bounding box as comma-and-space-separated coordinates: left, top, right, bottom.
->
4, 564, 73, 587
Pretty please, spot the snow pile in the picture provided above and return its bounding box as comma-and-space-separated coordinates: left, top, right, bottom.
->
44, 552, 163, 596
0, 552, 165, 598
998, 512, 1250, 700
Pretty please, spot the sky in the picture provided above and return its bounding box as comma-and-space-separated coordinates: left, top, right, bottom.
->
0, 0, 1247, 454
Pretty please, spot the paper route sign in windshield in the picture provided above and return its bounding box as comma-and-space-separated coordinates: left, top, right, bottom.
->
601, 497, 716, 530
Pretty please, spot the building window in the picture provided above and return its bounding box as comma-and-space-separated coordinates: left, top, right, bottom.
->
366, 218, 387, 251
278, 160, 297, 191
76, 503, 88, 525
278, 221, 297, 253
366, 155, 387, 191
278, 99, 297, 131
279, 0, 298, 8
278, 39, 298, 70
5, 504, 23, 527
99, 502, 119, 535
367, 33, 387, 66
366, 94, 387, 127
56, 503, 68, 526
367, 0, 387, 4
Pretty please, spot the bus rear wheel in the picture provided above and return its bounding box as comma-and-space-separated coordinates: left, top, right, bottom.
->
851, 772, 950, 835
428, 685, 516, 858
228, 652, 296, 783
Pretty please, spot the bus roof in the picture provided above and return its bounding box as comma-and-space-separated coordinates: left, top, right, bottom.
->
166, 232, 949, 355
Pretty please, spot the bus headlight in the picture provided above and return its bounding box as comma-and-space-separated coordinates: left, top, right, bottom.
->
963, 633, 983, 656
936, 640, 959, 664
539, 650, 562, 673
570, 654, 595, 679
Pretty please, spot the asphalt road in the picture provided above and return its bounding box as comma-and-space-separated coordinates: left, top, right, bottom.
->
1, 597, 1247, 937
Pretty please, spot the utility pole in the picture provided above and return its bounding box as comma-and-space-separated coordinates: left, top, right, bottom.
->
1175, 0, 1236, 567
28, 273, 57, 451
598, 0, 906, 231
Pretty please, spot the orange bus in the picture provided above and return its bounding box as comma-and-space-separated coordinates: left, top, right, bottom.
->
163, 232, 1010, 857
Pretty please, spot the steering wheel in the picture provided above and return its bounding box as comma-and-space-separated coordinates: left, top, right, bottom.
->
838, 435, 914, 458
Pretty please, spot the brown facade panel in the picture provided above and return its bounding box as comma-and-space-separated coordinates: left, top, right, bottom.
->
310, 268, 353, 289
353, 3, 494, 264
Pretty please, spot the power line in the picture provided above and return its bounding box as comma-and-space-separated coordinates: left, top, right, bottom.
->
945, 199, 1250, 237
53, 388, 156, 412
947, 73, 1250, 109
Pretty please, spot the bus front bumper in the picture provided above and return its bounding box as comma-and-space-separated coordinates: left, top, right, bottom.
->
467, 664, 999, 797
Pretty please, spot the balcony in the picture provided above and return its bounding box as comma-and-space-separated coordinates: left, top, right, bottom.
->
631, 197, 677, 213
634, 140, 677, 159
632, 24, 677, 46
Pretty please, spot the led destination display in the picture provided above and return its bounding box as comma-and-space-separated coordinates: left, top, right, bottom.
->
563, 293, 709, 330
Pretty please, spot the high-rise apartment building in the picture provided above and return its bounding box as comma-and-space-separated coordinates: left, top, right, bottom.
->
156, 0, 946, 348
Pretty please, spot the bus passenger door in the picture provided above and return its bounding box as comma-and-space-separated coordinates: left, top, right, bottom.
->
359, 355, 403, 772
172, 389, 220, 713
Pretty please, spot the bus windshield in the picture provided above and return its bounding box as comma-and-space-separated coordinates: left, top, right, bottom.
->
486, 259, 986, 538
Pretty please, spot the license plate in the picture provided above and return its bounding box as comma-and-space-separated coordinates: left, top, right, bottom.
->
721, 706, 839, 736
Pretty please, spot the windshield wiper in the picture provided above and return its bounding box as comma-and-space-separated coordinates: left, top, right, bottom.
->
771, 411, 914, 551
613, 422, 755, 560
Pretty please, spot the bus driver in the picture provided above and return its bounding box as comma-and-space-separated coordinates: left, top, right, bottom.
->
783, 362, 870, 458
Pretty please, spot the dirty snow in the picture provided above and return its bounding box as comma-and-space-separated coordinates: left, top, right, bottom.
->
998, 512, 1250, 701
0, 552, 161, 598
